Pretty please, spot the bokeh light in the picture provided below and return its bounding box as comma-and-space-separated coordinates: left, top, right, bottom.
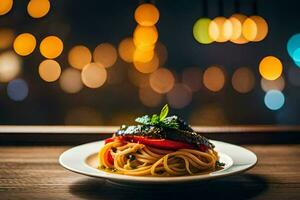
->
0, 51, 21, 83
118, 37, 135, 63
264, 90, 285, 110
65, 107, 102, 125
149, 68, 175, 94
7, 78, 28, 101
68, 45, 92, 70
203, 66, 225, 92
59, 68, 83, 93
38, 59, 61, 82
128, 67, 150, 88
155, 42, 168, 66
139, 86, 162, 107
134, 53, 159, 73
208, 17, 233, 42
232, 67, 255, 93
259, 56, 283, 80
167, 84, 192, 109
0, 0, 13, 15
81, 63, 107, 88
40, 36, 63, 59
292, 48, 300, 62
287, 33, 300, 58
288, 67, 300, 87
27, 0, 50, 18
134, 3, 159, 26
242, 16, 268, 42
133, 25, 158, 50
182, 67, 202, 92
261, 76, 285, 92
193, 18, 213, 44
93, 43, 117, 68
0, 28, 14, 49
133, 48, 154, 63
13, 33, 36, 56
229, 14, 248, 44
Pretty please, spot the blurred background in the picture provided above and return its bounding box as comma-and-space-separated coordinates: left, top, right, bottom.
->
0, 0, 300, 126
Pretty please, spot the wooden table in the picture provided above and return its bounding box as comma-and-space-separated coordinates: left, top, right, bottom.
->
0, 144, 299, 200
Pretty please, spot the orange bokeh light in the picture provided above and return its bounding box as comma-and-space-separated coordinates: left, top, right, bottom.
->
133, 25, 158, 50
13, 33, 36, 56
231, 67, 255, 93
134, 53, 159, 74
134, 3, 159, 26
40, 36, 63, 59
208, 17, 233, 42
93, 43, 117, 68
203, 66, 225, 92
149, 68, 175, 94
118, 37, 136, 63
27, 0, 50, 18
259, 56, 283, 80
229, 14, 249, 44
68, 45, 92, 70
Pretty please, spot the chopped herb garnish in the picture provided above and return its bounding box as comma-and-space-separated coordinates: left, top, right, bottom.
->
135, 104, 179, 129
216, 161, 225, 167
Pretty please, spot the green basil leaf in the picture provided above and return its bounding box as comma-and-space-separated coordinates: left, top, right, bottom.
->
159, 104, 169, 121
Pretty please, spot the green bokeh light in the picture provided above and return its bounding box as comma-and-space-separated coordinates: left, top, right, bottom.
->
193, 18, 213, 44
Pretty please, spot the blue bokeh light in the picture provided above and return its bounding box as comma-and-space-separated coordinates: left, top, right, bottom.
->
292, 48, 300, 62
287, 33, 300, 58
264, 90, 285, 110
7, 79, 28, 101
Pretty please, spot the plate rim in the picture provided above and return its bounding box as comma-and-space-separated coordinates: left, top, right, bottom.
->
59, 140, 257, 183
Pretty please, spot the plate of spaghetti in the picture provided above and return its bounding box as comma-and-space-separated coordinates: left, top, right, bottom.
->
59, 105, 257, 184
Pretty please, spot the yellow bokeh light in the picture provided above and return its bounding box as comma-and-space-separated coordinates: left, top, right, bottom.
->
93, 43, 117, 68
38, 59, 61, 82
133, 48, 154, 63
167, 83, 192, 109
59, 68, 83, 93
182, 67, 202, 92
149, 68, 175, 94
0, 28, 14, 49
243, 16, 268, 42
259, 56, 283, 80
134, 53, 159, 74
203, 66, 225, 92
40, 36, 63, 59
27, 0, 50, 18
208, 17, 233, 42
13, 33, 36, 56
139, 86, 162, 107
118, 37, 136, 63
232, 67, 255, 93
0, 0, 13, 15
261, 76, 285, 92
0, 51, 21, 83
229, 14, 249, 44
68, 45, 91, 70
133, 25, 158, 50
81, 63, 107, 88
134, 3, 159, 26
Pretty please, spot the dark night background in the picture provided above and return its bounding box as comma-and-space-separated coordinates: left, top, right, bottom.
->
0, 0, 300, 125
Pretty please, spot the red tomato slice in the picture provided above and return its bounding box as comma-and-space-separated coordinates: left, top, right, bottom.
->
124, 136, 196, 150
105, 149, 114, 165
104, 137, 115, 144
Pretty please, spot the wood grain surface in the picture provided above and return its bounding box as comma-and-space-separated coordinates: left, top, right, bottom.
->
0, 145, 299, 200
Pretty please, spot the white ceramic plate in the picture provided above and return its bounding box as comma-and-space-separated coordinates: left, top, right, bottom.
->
59, 140, 257, 184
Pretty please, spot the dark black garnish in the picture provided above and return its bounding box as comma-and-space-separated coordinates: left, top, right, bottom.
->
115, 104, 214, 149
216, 161, 225, 167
